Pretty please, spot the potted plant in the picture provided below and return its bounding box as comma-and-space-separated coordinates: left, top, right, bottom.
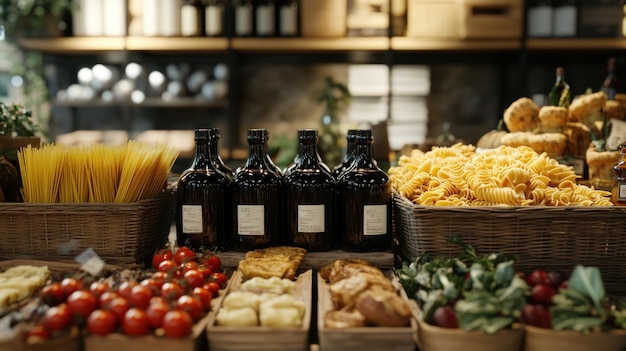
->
0, 0, 75, 39
0, 101, 41, 155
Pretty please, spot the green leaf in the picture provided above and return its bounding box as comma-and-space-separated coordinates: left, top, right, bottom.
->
494, 261, 515, 287
567, 266, 605, 308
552, 317, 604, 333
484, 317, 514, 334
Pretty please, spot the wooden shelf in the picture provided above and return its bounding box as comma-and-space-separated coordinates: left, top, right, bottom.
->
391, 37, 521, 51
52, 97, 228, 108
231, 37, 390, 52
124, 36, 229, 52
526, 38, 626, 51
18, 37, 126, 53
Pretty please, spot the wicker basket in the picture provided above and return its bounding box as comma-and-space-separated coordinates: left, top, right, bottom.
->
393, 192, 626, 295
0, 188, 176, 266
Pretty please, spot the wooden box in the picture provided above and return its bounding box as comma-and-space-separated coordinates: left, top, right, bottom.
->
301, 0, 347, 37
317, 272, 417, 351
524, 325, 626, 351
206, 270, 312, 351
406, 0, 522, 39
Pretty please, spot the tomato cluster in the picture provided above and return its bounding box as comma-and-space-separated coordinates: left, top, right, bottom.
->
28, 246, 226, 342
521, 269, 569, 329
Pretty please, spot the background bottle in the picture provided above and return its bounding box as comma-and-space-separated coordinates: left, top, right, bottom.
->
336, 129, 391, 252
549, 66, 571, 107
612, 144, 626, 206
176, 129, 231, 251
284, 129, 335, 251
209, 128, 234, 178
332, 129, 357, 178
232, 129, 283, 250
602, 57, 619, 100
204, 0, 225, 36
527, 0, 554, 37
278, 0, 299, 37
235, 0, 254, 36
181, 0, 204, 37
255, 0, 276, 37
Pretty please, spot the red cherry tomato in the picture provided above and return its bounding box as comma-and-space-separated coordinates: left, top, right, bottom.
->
89, 281, 110, 300
192, 287, 213, 310
197, 264, 214, 280
42, 304, 73, 332
60, 278, 82, 298
210, 272, 228, 287
158, 260, 180, 276
176, 295, 204, 321
181, 261, 200, 273
41, 283, 66, 306
202, 254, 222, 272
117, 281, 138, 301
203, 281, 220, 297
526, 270, 551, 287
140, 278, 164, 293
122, 308, 150, 336
183, 270, 205, 289
102, 297, 130, 323
152, 248, 173, 269
522, 304, 552, 329
87, 309, 117, 336
25, 324, 51, 342
432, 306, 458, 329
99, 291, 120, 308
531, 284, 556, 306
173, 247, 197, 266
162, 310, 193, 338
129, 284, 154, 309
67, 290, 98, 319
146, 298, 171, 328
152, 271, 168, 283
161, 281, 185, 301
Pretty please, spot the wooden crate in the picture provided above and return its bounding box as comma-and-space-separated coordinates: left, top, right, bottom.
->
317, 271, 417, 351
524, 325, 626, 351
206, 270, 312, 351
301, 0, 347, 37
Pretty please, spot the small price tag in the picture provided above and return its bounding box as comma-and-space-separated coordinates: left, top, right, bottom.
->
75, 248, 105, 276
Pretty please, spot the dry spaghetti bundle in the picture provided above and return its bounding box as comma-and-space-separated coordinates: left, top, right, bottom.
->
18, 142, 178, 203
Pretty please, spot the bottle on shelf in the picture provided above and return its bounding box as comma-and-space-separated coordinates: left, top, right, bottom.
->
231, 129, 283, 251
332, 129, 358, 178
161, 0, 183, 36
527, 0, 554, 38
255, 0, 276, 37
553, 0, 577, 37
235, 0, 254, 36
176, 129, 232, 251
284, 129, 335, 251
278, 0, 299, 37
548, 66, 571, 107
336, 129, 392, 252
209, 128, 235, 178
601, 57, 619, 101
612, 144, 626, 206
204, 0, 225, 37
181, 0, 204, 37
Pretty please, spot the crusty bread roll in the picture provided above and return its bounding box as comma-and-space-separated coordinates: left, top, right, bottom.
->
563, 122, 591, 157
503, 97, 540, 132
569, 92, 606, 126
328, 262, 386, 284
329, 272, 395, 310
324, 308, 366, 328
606, 100, 625, 120
319, 258, 372, 283
539, 106, 569, 133
586, 143, 620, 181
355, 287, 412, 327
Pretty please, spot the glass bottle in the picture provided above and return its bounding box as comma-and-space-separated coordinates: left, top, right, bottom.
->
209, 128, 234, 178
332, 129, 357, 178
278, 0, 298, 37
231, 129, 283, 250
204, 0, 225, 37
549, 67, 571, 107
336, 129, 392, 252
176, 129, 231, 251
553, 0, 577, 37
612, 145, 626, 206
284, 129, 335, 251
235, 0, 254, 36
255, 0, 276, 37
527, 0, 553, 38
601, 57, 619, 101
181, 0, 203, 37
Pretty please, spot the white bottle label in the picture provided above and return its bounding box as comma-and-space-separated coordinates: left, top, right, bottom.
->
279, 5, 297, 36
256, 5, 275, 36
181, 5, 200, 36
236, 5, 253, 36
205, 6, 224, 36
182, 204, 203, 233
363, 204, 387, 235
298, 205, 325, 233
619, 183, 626, 201
238, 205, 265, 235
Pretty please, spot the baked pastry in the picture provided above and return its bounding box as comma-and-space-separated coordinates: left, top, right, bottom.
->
503, 97, 540, 132
328, 262, 385, 284
500, 132, 567, 158
238, 246, 307, 280
539, 106, 569, 133
563, 122, 591, 157
355, 287, 412, 327
586, 143, 620, 181
258, 294, 306, 327
222, 291, 261, 312
319, 258, 372, 283
215, 307, 259, 326
329, 272, 395, 309
569, 92, 606, 126
324, 308, 366, 328
239, 276, 295, 295
606, 100, 625, 120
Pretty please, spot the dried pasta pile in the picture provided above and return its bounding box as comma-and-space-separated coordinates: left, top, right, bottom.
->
389, 143, 612, 206
18, 141, 178, 203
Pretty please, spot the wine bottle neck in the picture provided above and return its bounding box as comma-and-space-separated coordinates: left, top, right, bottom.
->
296, 142, 320, 166
191, 142, 213, 169
352, 142, 377, 168
245, 142, 271, 169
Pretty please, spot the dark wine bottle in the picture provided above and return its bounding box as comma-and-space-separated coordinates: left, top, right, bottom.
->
176, 128, 231, 251
209, 128, 234, 178
601, 57, 619, 101
336, 129, 391, 252
549, 66, 571, 107
332, 129, 357, 178
284, 129, 335, 251
231, 129, 283, 250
